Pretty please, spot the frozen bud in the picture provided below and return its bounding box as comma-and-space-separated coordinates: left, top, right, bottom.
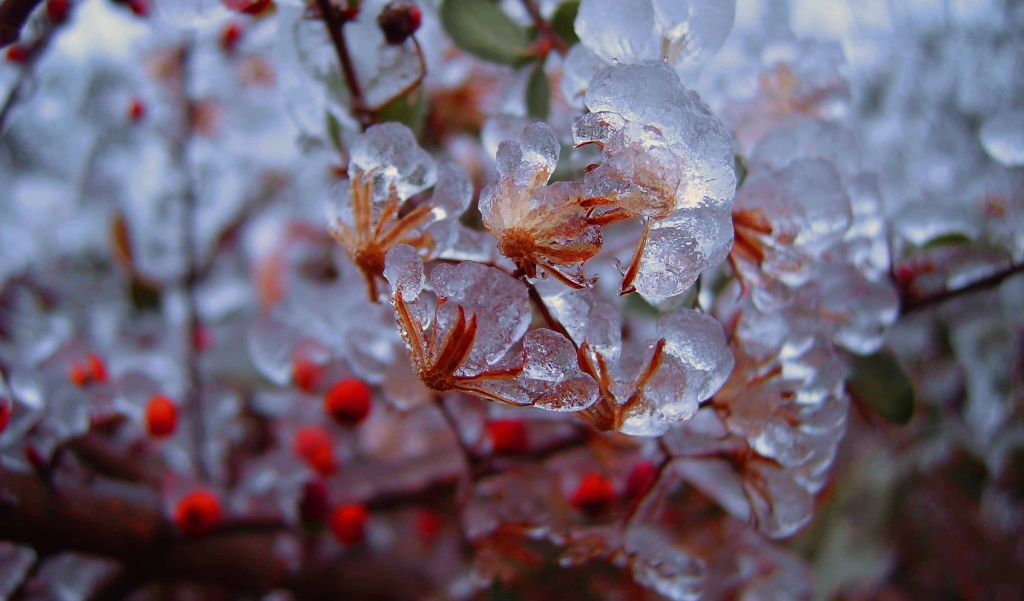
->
330, 504, 369, 546
220, 21, 244, 53
325, 379, 372, 426
145, 395, 178, 437
175, 491, 223, 536
292, 354, 324, 393
377, 1, 422, 46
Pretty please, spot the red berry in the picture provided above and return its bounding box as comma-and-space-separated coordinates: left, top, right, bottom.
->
87, 353, 108, 383
325, 378, 372, 426
5, 44, 30, 64
299, 480, 330, 524
69, 363, 90, 387
415, 510, 442, 547
175, 490, 222, 536
145, 395, 177, 437
294, 425, 336, 476
47, 0, 70, 23
486, 419, 527, 454
624, 461, 658, 501
128, 97, 145, 122
127, 0, 149, 17
0, 399, 11, 434
570, 473, 616, 515
377, 1, 422, 46
220, 22, 244, 53
330, 504, 368, 546
221, 0, 273, 15
293, 355, 323, 394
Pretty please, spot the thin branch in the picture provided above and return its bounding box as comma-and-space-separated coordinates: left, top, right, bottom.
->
172, 40, 212, 482
314, 0, 369, 125
0, 0, 43, 48
519, 0, 568, 56
900, 261, 1024, 315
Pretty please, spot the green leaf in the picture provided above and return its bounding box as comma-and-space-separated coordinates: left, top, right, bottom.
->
550, 0, 580, 46
441, 0, 535, 66
848, 351, 916, 425
325, 110, 343, 153
525, 61, 550, 120
734, 153, 748, 191
624, 293, 660, 319
376, 85, 427, 140
921, 232, 972, 249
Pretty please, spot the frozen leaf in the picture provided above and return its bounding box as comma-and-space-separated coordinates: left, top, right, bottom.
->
625, 526, 706, 601
0, 543, 36, 599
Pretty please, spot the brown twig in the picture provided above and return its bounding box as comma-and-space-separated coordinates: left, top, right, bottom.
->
519, 0, 568, 56
0, 0, 43, 48
900, 261, 1024, 315
314, 0, 369, 126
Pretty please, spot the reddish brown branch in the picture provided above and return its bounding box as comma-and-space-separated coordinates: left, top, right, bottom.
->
900, 261, 1024, 315
519, 0, 568, 55
315, 0, 368, 125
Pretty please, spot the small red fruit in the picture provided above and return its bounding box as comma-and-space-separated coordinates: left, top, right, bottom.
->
377, 1, 422, 46
47, 0, 70, 24
299, 479, 330, 524
624, 461, 658, 501
87, 353, 108, 383
145, 395, 177, 437
126, 0, 149, 17
294, 425, 336, 476
220, 22, 243, 53
330, 503, 368, 546
486, 419, 527, 454
69, 363, 90, 387
175, 490, 222, 536
221, 0, 273, 15
0, 399, 11, 434
293, 355, 323, 394
415, 510, 442, 547
5, 45, 30, 64
325, 378, 371, 425
128, 97, 145, 123
570, 472, 616, 515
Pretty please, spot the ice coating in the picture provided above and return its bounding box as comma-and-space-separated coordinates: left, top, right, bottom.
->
625, 526, 706, 601
570, 0, 736, 98
383, 247, 598, 411
348, 122, 437, 201
430, 261, 530, 370
428, 161, 473, 223
583, 60, 737, 213
979, 110, 1024, 168
480, 123, 602, 288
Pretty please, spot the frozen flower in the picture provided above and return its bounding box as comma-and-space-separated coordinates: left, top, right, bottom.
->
327, 122, 475, 301
383, 245, 599, 411
480, 122, 602, 288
